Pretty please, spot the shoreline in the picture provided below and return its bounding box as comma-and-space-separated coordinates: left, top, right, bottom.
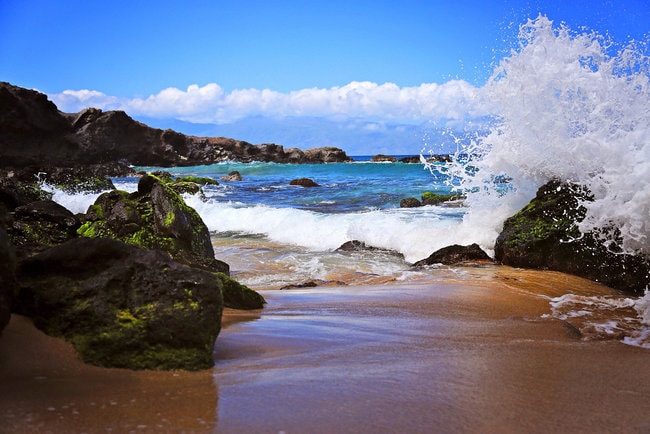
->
0, 309, 259, 433
2, 268, 650, 433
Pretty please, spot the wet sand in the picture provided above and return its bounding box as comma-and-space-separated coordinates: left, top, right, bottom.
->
2, 266, 650, 433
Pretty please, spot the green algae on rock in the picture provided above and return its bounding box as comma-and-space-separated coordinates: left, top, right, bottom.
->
77, 174, 229, 274
9, 200, 80, 259
216, 272, 266, 310
495, 179, 650, 294
421, 191, 464, 206
15, 237, 224, 370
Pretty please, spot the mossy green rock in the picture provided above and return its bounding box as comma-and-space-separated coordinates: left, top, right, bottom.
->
216, 272, 266, 309
399, 197, 421, 208
495, 179, 650, 294
9, 200, 80, 259
16, 237, 224, 370
168, 181, 203, 197
78, 174, 228, 274
421, 191, 464, 206
174, 176, 219, 186
0, 177, 52, 209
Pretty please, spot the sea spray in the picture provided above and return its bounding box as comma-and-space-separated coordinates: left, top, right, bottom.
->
427, 15, 650, 257
41, 184, 108, 215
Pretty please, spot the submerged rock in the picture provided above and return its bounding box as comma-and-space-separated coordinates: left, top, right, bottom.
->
290, 178, 320, 187
221, 171, 243, 181
174, 175, 219, 186
15, 237, 223, 370
400, 197, 422, 208
414, 243, 492, 266
495, 179, 650, 295
421, 191, 464, 206
77, 174, 229, 274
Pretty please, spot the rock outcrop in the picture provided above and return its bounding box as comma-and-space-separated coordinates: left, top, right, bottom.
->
0, 82, 353, 168
290, 178, 320, 187
400, 197, 422, 208
495, 179, 650, 295
9, 200, 80, 260
421, 191, 464, 206
15, 237, 223, 370
0, 207, 16, 335
77, 174, 229, 274
371, 154, 397, 163
336, 240, 405, 259
0, 82, 78, 166
0, 173, 266, 369
221, 171, 243, 181
414, 243, 492, 266
217, 272, 266, 310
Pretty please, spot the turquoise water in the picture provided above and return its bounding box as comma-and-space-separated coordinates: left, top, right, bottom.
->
134, 157, 455, 213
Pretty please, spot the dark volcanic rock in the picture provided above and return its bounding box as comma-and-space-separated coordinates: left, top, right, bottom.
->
1, 82, 353, 168
15, 237, 223, 370
221, 171, 243, 181
495, 179, 650, 295
78, 174, 228, 274
336, 240, 405, 259
398, 156, 421, 163
290, 178, 320, 187
400, 197, 422, 208
71, 108, 193, 166
216, 272, 266, 310
414, 243, 492, 266
303, 147, 353, 163
0, 208, 16, 334
371, 154, 397, 163
421, 191, 464, 206
0, 175, 52, 211
0, 82, 78, 166
9, 200, 80, 259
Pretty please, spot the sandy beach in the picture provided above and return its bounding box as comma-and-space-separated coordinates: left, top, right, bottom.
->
2, 266, 650, 433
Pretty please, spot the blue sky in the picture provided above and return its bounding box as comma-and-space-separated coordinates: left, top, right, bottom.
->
1, 0, 649, 155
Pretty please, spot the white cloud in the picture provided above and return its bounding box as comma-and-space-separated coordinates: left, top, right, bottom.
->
50, 80, 489, 125
51, 89, 122, 112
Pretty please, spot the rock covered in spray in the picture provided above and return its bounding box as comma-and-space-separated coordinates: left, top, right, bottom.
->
495, 179, 650, 295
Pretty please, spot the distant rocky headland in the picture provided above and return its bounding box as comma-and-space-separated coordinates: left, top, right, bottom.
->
0, 81, 352, 171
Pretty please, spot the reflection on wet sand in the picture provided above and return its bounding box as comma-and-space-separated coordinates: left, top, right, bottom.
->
213, 267, 650, 433
2, 266, 650, 433
0, 315, 219, 433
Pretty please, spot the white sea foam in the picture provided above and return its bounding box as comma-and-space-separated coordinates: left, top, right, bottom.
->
548, 293, 650, 347
634, 291, 650, 326
186, 195, 474, 263
43, 184, 108, 215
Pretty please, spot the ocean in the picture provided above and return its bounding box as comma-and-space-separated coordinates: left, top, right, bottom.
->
48, 16, 650, 352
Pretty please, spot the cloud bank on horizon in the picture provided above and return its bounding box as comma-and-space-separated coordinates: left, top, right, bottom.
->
51, 80, 486, 127
49, 79, 492, 155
